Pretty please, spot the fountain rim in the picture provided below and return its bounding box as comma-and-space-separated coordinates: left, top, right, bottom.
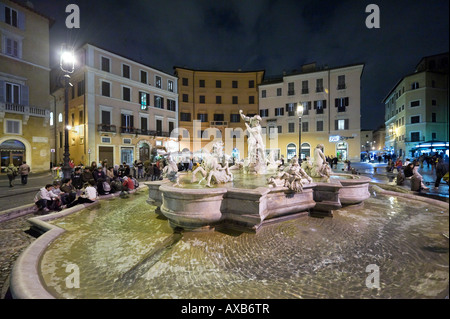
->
9, 185, 448, 299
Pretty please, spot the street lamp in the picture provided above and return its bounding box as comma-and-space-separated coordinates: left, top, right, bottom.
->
297, 103, 304, 160
60, 44, 75, 180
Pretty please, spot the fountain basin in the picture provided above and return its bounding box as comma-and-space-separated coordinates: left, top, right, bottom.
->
332, 174, 371, 205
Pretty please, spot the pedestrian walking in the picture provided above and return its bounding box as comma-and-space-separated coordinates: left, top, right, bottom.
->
434, 158, 448, 189
5, 163, 18, 187
18, 161, 30, 185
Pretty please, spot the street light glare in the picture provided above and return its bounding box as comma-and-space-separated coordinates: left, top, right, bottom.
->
297, 104, 304, 116
61, 51, 75, 65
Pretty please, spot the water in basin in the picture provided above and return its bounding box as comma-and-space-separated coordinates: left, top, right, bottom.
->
40, 188, 449, 299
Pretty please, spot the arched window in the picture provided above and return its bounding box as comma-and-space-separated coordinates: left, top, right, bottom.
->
286, 143, 297, 160
301, 142, 311, 159
58, 113, 63, 122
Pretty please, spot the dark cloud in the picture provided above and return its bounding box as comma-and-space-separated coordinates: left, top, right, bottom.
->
29, 0, 449, 130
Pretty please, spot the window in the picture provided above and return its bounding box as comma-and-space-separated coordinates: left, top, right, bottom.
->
410, 132, 420, 142
50, 112, 54, 126
302, 101, 311, 115
169, 121, 175, 134
71, 113, 75, 127
216, 80, 221, 88
232, 80, 238, 88
335, 97, 349, 112
277, 88, 282, 96
432, 113, 436, 122
260, 109, 269, 117
262, 90, 266, 98
302, 122, 309, 132
182, 78, 188, 86
335, 119, 349, 130
121, 114, 134, 132
180, 112, 191, 122
140, 70, 147, 84
4, 37, 20, 58
154, 96, 164, 109
316, 79, 324, 92
277, 126, 282, 134
410, 100, 420, 107
79, 110, 84, 124
101, 137, 111, 144
122, 64, 130, 78
411, 82, 419, 90
230, 114, 240, 123
139, 92, 150, 110
167, 99, 176, 112
275, 107, 284, 116
5, 119, 21, 134
432, 99, 437, 106
182, 94, 188, 103
199, 79, 205, 87
288, 122, 295, 133
249, 96, 255, 104
5, 83, 20, 103
216, 96, 222, 104
77, 80, 85, 96
156, 119, 162, 135
314, 100, 327, 114
249, 80, 255, 88
101, 81, 111, 97
285, 103, 295, 116
214, 114, 224, 121
316, 121, 324, 132
101, 110, 111, 124
122, 87, 131, 101
411, 116, 420, 124
5, 6, 18, 27
197, 113, 208, 122
199, 95, 205, 104
301, 81, 309, 94
101, 57, 110, 72
155, 76, 162, 88
432, 132, 437, 140
337, 75, 346, 90
168, 80, 174, 92
288, 82, 295, 95
140, 117, 148, 132
232, 96, 238, 104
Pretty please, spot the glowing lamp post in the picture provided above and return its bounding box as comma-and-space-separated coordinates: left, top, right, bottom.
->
60, 45, 75, 179
297, 103, 304, 160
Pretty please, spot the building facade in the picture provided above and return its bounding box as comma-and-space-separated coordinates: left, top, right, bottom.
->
174, 67, 264, 159
0, 0, 52, 173
258, 63, 364, 162
51, 43, 178, 167
383, 53, 449, 158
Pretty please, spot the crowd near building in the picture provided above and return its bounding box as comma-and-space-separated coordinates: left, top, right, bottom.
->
0, 0, 448, 175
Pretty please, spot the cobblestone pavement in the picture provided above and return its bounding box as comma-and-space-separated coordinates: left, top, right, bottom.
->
0, 163, 447, 299
0, 213, 39, 299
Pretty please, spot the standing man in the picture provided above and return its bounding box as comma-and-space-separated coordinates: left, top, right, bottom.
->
19, 161, 31, 185
6, 163, 18, 187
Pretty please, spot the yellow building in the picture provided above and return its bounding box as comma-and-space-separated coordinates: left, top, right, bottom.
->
259, 63, 364, 162
0, 0, 52, 173
51, 43, 178, 167
174, 67, 264, 159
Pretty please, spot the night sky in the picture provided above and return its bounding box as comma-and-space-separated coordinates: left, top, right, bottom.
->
27, 0, 449, 130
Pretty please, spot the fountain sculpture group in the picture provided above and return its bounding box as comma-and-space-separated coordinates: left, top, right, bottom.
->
147, 110, 371, 232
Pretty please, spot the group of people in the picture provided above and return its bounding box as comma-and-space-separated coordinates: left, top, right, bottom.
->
394, 155, 449, 191
34, 162, 141, 214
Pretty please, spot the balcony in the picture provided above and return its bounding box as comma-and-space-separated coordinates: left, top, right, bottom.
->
0, 102, 49, 125
120, 126, 137, 134
97, 124, 117, 133
135, 129, 170, 137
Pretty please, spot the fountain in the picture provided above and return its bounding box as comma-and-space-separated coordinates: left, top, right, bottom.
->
146, 119, 371, 232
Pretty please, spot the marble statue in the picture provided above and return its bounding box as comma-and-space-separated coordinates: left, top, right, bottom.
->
161, 153, 181, 187
267, 157, 312, 192
240, 110, 266, 174
310, 144, 331, 180
191, 141, 233, 187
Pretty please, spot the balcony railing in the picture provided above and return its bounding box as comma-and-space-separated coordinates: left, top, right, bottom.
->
337, 84, 346, 90
316, 87, 324, 93
210, 121, 228, 126
97, 124, 117, 133
120, 126, 136, 134
1, 102, 49, 125
287, 90, 295, 96
301, 89, 309, 94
